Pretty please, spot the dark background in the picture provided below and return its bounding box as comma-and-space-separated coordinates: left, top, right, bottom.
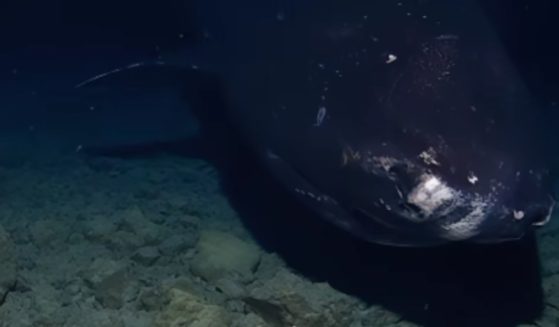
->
2, 0, 557, 154
0, 0, 558, 97
0, 0, 558, 95
0, 0, 199, 48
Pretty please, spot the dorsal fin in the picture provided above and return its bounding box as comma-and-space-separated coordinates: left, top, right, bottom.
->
75, 61, 206, 90
73, 61, 241, 163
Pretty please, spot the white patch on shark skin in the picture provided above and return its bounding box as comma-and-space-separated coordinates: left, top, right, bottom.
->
395, 187, 404, 199
467, 172, 478, 185
407, 174, 456, 216
418, 148, 440, 166
440, 196, 491, 240
355, 153, 413, 179
406, 174, 497, 240
406, 172, 495, 240
513, 210, 525, 220
293, 187, 334, 204
372, 156, 400, 172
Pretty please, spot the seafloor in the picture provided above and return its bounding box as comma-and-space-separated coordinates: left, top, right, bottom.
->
0, 153, 408, 327
0, 150, 557, 327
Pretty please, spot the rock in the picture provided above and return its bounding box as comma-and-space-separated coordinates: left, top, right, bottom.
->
29, 219, 68, 247
60, 279, 83, 307
159, 235, 196, 256
8, 223, 32, 245
118, 206, 163, 245
82, 215, 118, 243
164, 276, 229, 307
175, 214, 200, 230
65, 310, 126, 327
0, 225, 16, 304
118, 311, 154, 327
190, 230, 261, 283
67, 232, 86, 245
154, 288, 231, 327
138, 276, 217, 314
81, 259, 129, 309
543, 275, 559, 310
231, 313, 270, 327
214, 278, 247, 299
30, 284, 68, 326
247, 268, 364, 327
138, 287, 164, 311
107, 231, 143, 252
531, 304, 559, 327
132, 246, 161, 266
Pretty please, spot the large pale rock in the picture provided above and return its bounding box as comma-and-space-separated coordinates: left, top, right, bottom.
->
190, 230, 261, 283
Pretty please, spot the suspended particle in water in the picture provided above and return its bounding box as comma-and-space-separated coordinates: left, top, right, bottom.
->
386, 54, 398, 64
314, 106, 327, 127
